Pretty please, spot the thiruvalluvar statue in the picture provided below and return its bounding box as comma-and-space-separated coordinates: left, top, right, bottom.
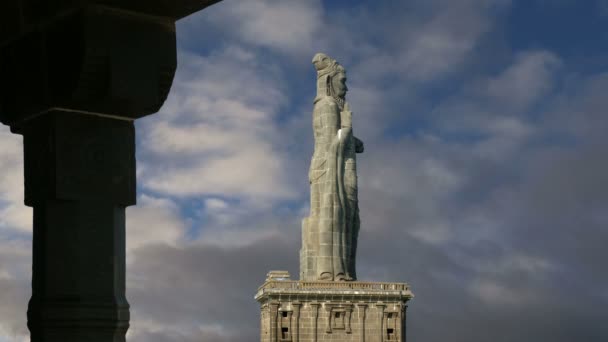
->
300, 53, 364, 281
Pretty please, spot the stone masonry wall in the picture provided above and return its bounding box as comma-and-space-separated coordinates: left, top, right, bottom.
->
260, 298, 407, 342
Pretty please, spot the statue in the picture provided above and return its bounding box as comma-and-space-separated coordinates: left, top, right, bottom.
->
300, 53, 364, 281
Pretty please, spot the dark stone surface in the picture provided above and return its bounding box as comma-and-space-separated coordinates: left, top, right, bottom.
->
0, 6, 178, 127
22, 111, 135, 341
0, 0, 221, 46
21, 111, 135, 341
0, 1, 223, 340
28, 199, 130, 341
22, 111, 136, 207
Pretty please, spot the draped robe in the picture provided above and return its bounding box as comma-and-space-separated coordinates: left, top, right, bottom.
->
300, 95, 360, 281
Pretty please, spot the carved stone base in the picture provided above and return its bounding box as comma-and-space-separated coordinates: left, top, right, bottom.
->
256, 271, 413, 342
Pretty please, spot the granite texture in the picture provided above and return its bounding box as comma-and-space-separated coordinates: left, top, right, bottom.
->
256, 272, 413, 342
258, 53, 413, 342
301, 53, 364, 282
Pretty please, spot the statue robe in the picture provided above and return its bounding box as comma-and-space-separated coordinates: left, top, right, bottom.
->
300, 95, 360, 281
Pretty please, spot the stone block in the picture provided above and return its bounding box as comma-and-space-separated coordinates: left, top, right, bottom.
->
22, 111, 136, 206
256, 276, 412, 342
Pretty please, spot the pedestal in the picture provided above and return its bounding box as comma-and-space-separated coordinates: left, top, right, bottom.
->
256, 272, 413, 342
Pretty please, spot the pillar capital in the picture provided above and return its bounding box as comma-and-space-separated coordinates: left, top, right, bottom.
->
1, 1, 221, 47
1, 1, 221, 130
1, 6, 176, 129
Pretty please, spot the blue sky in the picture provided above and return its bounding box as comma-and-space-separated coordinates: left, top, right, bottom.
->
1, 0, 608, 341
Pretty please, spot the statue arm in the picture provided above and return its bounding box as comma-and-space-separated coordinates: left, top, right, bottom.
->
341, 103, 361, 151
355, 136, 364, 153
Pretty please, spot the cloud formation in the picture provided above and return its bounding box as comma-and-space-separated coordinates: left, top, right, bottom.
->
1, 0, 607, 341
138, 47, 296, 202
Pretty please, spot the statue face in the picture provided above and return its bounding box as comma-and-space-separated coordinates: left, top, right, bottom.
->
332, 72, 348, 98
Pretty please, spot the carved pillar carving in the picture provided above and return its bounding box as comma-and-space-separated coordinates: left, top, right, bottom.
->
376, 303, 386, 342
311, 302, 320, 342
269, 302, 279, 342
325, 304, 334, 333
292, 302, 301, 342
357, 303, 367, 342
346, 305, 353, 334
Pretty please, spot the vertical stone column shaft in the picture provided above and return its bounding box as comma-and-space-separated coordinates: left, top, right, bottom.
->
401, 305, 408, 342
357, 303, 367, 342
292, 302, 301, 342
325, 305, 333, 333
269, 302, 279, 342
311, 303, 320, 342
377, 303, 386, 342
346, 306, 353, 334
24, 111, 135, 341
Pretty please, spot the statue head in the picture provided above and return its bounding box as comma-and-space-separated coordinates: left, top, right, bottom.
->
313, 53, 347, 102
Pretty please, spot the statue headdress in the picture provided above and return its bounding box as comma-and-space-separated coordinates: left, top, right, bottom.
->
312, 53, 346, 105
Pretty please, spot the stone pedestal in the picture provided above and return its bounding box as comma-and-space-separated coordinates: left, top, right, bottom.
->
256, 272, 413, 342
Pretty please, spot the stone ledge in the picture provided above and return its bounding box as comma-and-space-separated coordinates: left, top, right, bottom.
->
255, 280, 414, 302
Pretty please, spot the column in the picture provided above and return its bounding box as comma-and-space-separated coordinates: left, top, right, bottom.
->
293, 302, 302, 342
0, 2, 222, 341
376, 303, 386, 342
401, 305, 408, 342
346, 306, 353, 334
25, 111, 135, 342
269, 302, 279, 342
311, 303, 321, 342
325, 304, 333, 333
357, 303, 367, 342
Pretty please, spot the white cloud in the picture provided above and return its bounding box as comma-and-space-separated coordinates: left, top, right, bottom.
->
138, 47, 296, 202
484, 51, 562, 111
0, 204, 30, 234
409, 221, 453, 244
469, 279, 530, 307
471, 117, 535, 160
3, 1, 608, 341
350, 0, 510, 84
401, 18, 481, 81
126, 195, 187, 252
0, 127, 31, 235
0, 239, 31, 341
182, 0, 323, 55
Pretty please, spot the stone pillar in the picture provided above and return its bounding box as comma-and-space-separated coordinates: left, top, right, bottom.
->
25, 111, 135, 341
269, 302, 279, 342
346, 305, 353, 334
401, 305, 408, 342
293, 302, 301, 342
325, 304, 333, 334
261, 305, 267, 342
357, 303, 367, 342
310, 302, 320, 342
376, 303, 386, 342
0, 1, 222, 341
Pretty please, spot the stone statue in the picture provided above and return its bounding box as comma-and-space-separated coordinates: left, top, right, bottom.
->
300, 53, 364, 281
